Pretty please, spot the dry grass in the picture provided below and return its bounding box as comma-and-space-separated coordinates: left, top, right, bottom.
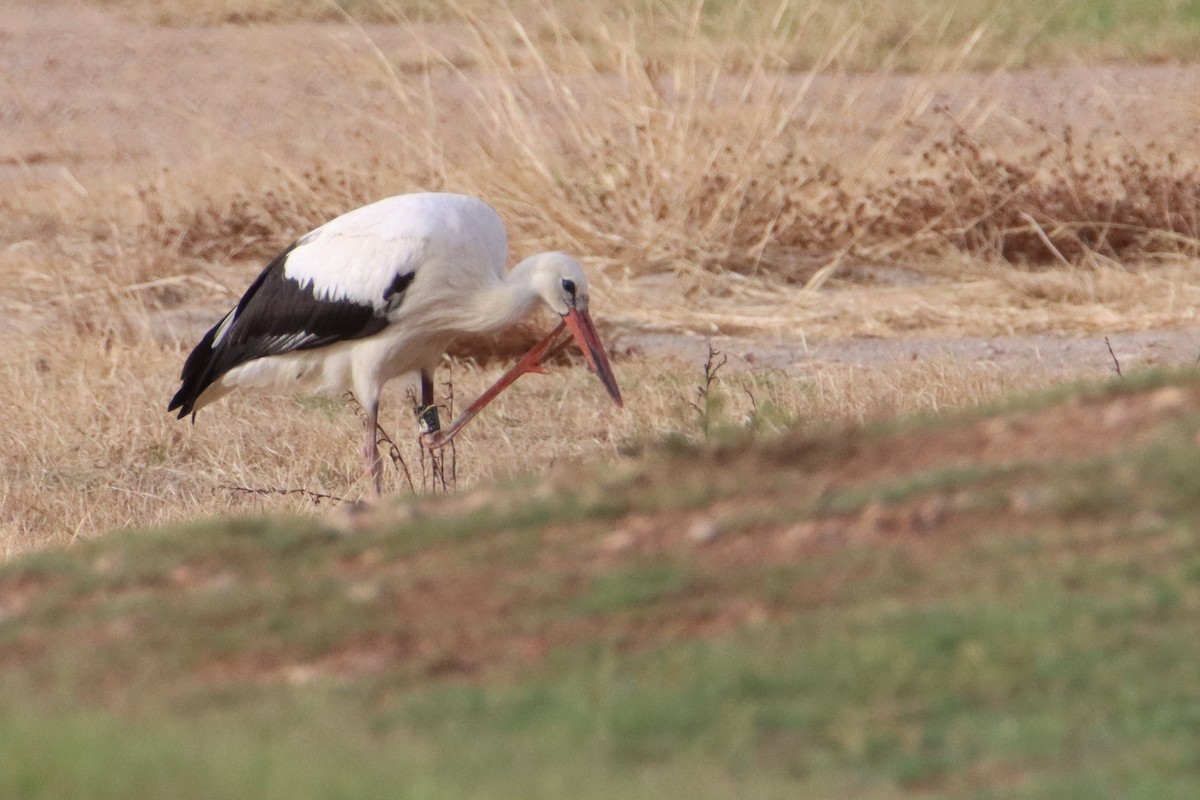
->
1, 319, 1051, 556
4, 1, 1200, 554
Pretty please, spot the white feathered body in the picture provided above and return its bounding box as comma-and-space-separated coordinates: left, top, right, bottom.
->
182, 193, 538, 414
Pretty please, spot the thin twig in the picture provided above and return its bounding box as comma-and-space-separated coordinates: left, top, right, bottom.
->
743, 386, 758, 421
375, 422, 416, 493
216, 484, 346, 506
1020, 212, 1074, 269
1104, 336, 1123, 377
690, 343, 727, 417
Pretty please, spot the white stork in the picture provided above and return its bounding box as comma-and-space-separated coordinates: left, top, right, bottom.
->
168, 192, 623, 492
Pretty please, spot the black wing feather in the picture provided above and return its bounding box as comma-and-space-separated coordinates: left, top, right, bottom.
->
168, 242, 411, 419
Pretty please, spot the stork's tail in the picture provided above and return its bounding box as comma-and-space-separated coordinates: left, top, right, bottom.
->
168, 314, 229, 419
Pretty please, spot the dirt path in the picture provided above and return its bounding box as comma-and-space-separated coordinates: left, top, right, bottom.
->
629, 326, 1200, 377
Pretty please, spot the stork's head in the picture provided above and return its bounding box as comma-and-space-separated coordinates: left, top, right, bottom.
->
524, 252, 622, 408
526, 252, 590, 316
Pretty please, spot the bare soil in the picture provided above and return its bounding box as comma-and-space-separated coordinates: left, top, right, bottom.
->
629, 325, 1200, 377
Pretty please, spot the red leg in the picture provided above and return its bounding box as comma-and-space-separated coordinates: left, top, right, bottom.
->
363, 399, 382, 494
422, 322, 567, 450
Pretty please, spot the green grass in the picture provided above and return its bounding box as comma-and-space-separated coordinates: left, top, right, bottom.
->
4, 370, 1200, 798
572, 563, 693, 616
3, 531, 1198, 799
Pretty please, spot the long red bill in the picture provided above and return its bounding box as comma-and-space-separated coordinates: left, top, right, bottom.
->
563, 307, 623, 407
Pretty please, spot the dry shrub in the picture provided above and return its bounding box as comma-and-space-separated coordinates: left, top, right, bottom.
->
132, 162, 406, 265
843, 125, 1200, 266
557, 114, 1200, 279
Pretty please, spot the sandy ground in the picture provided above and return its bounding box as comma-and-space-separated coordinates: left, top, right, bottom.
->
630, 325, 1200, 377
5, 3, 1200, 180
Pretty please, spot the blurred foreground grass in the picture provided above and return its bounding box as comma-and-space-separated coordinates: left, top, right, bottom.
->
2, 369, 1200, 798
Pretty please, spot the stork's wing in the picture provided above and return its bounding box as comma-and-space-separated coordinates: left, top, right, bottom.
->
168, 234, 416, 419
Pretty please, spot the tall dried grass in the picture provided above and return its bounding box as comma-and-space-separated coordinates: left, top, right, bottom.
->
53, 0, 1198, 311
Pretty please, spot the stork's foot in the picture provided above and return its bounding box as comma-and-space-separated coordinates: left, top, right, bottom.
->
420, 429, 452, 451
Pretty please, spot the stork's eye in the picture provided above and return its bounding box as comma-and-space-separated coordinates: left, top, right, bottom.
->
561, 278, 577, 296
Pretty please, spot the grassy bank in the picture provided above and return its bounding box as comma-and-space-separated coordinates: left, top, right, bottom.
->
3, 369, 1200, 797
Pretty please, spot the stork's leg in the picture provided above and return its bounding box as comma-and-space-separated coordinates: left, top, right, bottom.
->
415, 369, 441, 434
423, 322, 567, 450
363, 398, 382, 495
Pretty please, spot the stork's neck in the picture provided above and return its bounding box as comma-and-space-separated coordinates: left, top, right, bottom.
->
467, 256, 543, 333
